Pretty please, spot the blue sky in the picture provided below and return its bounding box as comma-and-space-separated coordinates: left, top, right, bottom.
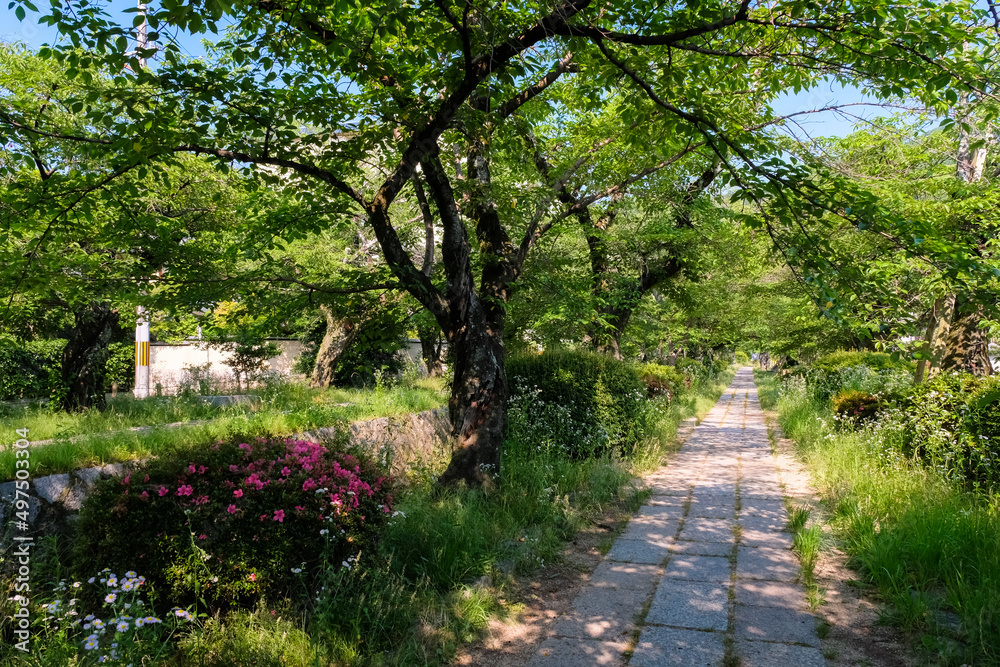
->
1, 4, 886, 139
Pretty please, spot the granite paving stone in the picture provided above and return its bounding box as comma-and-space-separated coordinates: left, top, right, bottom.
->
630, 626, 726, 667
645, 580, 730, 631
669, 540, 734, 557
662, 554, 732, 582
588, 562, 662, 591
540, 370, 824, 667
734, 604, 821, 646
680, 517, 734, 543
737, 546, 801, 582
739, 528, 794, 549
606, 538, 671, 565
734, 640, 827, 667
735, 580, 810, 611
527, 637, 629, 667
552, 586, 648, 641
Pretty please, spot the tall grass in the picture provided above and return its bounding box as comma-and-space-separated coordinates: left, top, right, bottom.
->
0, 379, 446, 480
757, 371, 1000, 664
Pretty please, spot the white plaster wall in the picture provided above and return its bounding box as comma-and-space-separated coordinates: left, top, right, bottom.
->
149, 340, 305, 394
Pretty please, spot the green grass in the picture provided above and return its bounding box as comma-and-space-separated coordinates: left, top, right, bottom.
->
0, 378, 447, 480
757, 370, 1000, 665
2, 406, 656, 666
1, 369, 737, 666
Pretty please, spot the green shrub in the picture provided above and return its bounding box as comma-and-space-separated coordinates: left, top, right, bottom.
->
870, 373, 1000, 490
734, 350, 750, 365
813, 349, 911, 374
506, 350, 646, 457
639, 362, 689, 401
832, 389, 882, 424
967, 377, 1000, 449
103, 341, 136, 393
74, 437, 394, 612
672, 357, 702, 375
0, 336, 64, 401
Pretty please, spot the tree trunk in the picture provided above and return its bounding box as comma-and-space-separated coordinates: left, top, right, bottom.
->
310, 305, 362, 388
436, 297, 508, 487
934, 96, 991, 377
940, 298, 993, 376
928, 294, 957, 378
418, 325, 445, 377
914, 297, 944, 384
60, 302, 119, 411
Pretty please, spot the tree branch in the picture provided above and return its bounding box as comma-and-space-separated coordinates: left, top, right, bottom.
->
554, 0, 751, 45
495, 51, 577, 120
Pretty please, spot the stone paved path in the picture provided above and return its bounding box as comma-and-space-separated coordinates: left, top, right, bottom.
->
528, 368, 826, 667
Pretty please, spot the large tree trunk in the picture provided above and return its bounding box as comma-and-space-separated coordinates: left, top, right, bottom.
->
60, 302, 119, 411
932, 98, 992, 377
940, 298, 993, 376
310, 305, 362, 388
410, 145, 513, 488
436, 300, 508, 486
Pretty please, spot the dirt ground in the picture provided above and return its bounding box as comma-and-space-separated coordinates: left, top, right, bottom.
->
451, 501, 633, 667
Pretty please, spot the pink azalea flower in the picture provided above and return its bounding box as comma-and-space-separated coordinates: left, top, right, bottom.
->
176, 485, 193, 496
140, 491, 149, 500
198, 465, 208, 474
158, 487, 169, 497
188, 464, 197, 474
295, 505, 305, 511
249, 573, 256, 581
227, 504, 237, 514
229, 465, 239, 473
281, 467, 291, 476
302, 478, 317, 492
239, 443, 251, 450
198, 534, 207, 540
273, 509, 285, 523
122, 474, 130, 485
143, 474, 150, 482
234, 489, 243, 498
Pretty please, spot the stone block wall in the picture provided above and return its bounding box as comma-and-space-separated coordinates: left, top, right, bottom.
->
0, 408, 453, 546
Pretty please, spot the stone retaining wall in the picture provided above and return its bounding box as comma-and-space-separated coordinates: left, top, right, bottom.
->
0, 408, 453, 544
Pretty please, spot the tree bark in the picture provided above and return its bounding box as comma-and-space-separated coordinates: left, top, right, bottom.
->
60, 301, 119, 411
940, 298, 993, 376
310, 305, 362, 388
418, 325, 446, 377
417, 146, 513, 487
935, 96, 992, 376
437, 299, 508, 486
928, 294, 956, 378
914, 297, 944, 384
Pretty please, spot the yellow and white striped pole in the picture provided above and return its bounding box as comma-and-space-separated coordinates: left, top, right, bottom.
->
134, 306, 150, 398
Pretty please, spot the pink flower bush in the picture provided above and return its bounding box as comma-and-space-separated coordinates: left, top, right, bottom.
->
76, 436, 395, 612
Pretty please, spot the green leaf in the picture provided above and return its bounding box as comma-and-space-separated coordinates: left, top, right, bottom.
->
974, 390, 1000, 411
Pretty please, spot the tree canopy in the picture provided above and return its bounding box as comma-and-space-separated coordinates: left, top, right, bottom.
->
2, 0, 998, 483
